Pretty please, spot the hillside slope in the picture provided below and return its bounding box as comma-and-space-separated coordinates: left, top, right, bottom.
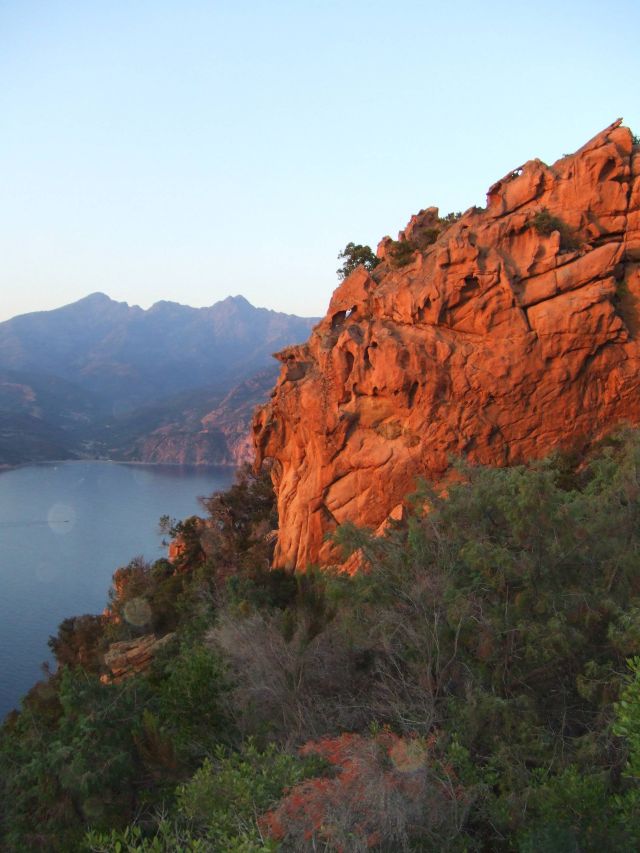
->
0, 295, 316, 465
105, 368, 279, 465
0, 293, 316, 407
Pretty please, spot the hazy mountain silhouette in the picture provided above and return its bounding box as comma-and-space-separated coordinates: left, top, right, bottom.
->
0, 294, 317, 465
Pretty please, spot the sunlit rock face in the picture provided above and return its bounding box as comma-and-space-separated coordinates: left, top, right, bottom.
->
254, 120, 640, 569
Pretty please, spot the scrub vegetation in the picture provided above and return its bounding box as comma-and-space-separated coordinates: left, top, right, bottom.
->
4, 433, 640, 850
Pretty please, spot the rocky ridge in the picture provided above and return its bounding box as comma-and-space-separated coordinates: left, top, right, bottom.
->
0, 294, 317, 466
114, 368, 279, 466
254, 120, 640, 569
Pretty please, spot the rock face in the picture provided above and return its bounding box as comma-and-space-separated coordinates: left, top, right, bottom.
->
102, 633, 175, 683
123, 369, 279, 466
254, 120, 640, 569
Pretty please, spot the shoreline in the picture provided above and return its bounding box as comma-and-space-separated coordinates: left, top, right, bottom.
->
0, 457, 239, 473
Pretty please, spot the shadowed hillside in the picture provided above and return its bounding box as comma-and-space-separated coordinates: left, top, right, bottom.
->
0, 295, 317, 465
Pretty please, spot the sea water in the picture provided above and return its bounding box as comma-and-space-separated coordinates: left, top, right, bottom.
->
0, 460, 235, 718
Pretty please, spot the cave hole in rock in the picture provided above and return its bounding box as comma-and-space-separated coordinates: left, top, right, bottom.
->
344, 350, 355, 379
415, 297, 432, 323
407, 380, 419, 408
461, 275, 480, 297
598, 157, 617, 183
331, 310, 346, 330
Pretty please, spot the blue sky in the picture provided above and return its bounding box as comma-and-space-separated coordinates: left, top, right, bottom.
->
1, 0, 638, 321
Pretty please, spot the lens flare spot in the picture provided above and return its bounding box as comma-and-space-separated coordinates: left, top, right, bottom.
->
123, 596, 152, 627
47, 503, 77, 534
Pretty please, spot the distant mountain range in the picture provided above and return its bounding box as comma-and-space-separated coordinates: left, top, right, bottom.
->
0, 293, 317, 466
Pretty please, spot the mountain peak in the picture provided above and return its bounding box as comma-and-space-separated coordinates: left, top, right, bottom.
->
80, 292, 113, 303
220, 295, 253, 308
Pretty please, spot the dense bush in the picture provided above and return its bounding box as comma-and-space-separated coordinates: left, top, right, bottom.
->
5, 438, 640, 849
387, 239, 417, 267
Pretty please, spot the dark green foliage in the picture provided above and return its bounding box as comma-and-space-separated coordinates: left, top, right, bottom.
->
199, 463, 277, 573
418, 227, 440, 246
85, 741, 319, 851
7, 438, 640, 849
328, 432, 640, 846
517, 767, 639, 852
149, 642, 231, 762
225, 566, 298, 612
0, 641, 231, 850
336, 242, 380, 280
160, 515, 205, 566
530, 208, 564, 235
530, 208, 581, 251
439, 211, 462, 225
48, 614, 107, 671
0, 668, 142, 849
388, 239, 418, 267
388, 212, 461, 266
104, 556, 187, 640
615, 657, 640, 780
176, 741, 321, 848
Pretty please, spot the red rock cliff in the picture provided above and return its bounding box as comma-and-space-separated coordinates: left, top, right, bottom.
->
254, 120, 640, 569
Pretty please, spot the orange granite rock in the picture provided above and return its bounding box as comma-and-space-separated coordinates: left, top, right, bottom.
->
254, 120, 640, 569
101, 632, 175, 683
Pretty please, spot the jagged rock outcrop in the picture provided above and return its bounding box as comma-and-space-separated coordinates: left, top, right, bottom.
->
254, 120, 640, 569
101, 632, 175, 683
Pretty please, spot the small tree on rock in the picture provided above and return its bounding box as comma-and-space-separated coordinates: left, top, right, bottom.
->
337, 242, 380, 280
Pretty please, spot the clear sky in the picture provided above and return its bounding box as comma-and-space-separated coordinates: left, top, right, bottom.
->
1, 0, 638, 322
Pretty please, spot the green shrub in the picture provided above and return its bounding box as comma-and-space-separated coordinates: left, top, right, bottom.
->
388, 239, 417, 267
439, 210, 462, 226
530, 208, 581, 251
49, 613, 107, 671
150, 642, 231, 762
336, 242, 380, 280
86, 742, 319, 852
177, 741, 318, 847
330, 431, 640, 846
517, 767, 638, 852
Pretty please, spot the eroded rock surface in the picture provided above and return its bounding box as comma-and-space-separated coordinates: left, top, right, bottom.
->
102, 633, 175, 683
254, 120, 640, 569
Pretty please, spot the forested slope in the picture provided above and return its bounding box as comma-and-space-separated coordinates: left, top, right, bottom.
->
3, 432, 640, 850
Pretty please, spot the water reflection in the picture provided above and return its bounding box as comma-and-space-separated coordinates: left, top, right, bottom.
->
0, 461, 234, 718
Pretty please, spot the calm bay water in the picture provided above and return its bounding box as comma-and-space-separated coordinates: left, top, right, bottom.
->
0, 461, 234, 719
